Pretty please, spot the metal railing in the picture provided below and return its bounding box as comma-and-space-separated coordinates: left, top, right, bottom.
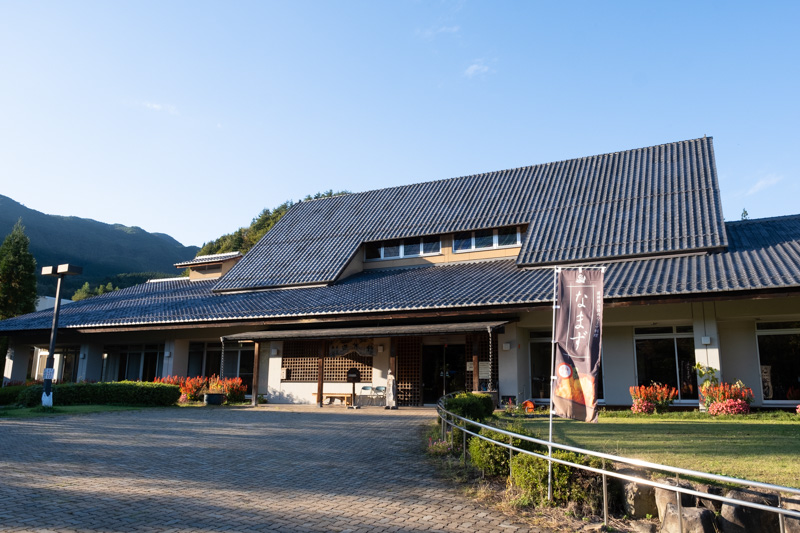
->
436, 393, 800, 531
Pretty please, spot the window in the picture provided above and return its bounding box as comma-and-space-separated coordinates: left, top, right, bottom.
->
756, 322, 800, 402
364, 236, 442, 261
188, 342, 255, 394
102, 344, 165, 382
452, 226, 522, 253
634, 326, 697, 400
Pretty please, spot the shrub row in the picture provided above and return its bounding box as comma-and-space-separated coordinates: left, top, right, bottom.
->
443, 392, 495, 421
16, 382, 181, 407
0, 385, 26, 406
509, 450, 606, 515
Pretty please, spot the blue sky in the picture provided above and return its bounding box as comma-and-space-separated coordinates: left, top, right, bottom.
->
1, 1, 798, 247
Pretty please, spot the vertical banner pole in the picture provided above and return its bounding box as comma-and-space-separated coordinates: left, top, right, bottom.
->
547, 267, 559, 501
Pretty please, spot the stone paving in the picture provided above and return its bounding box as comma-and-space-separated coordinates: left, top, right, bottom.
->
0, 406, 532, 532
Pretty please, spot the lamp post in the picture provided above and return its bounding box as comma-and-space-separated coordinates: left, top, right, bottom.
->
41, 264, 82, 407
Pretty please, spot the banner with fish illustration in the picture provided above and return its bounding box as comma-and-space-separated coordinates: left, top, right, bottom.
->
553, 269, 604, 423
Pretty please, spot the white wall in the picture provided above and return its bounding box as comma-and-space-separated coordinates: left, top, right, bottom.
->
602, 326, 636, 405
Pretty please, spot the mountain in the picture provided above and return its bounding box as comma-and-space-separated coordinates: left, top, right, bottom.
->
0, 195, 199, 297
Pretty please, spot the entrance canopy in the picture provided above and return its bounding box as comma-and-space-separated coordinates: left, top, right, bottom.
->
221, 321, 509, 343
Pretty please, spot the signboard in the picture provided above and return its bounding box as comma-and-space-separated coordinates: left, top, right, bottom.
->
553, 269, 603, 423
43, 368, 55, 380
329, 339, 375, 358
466, 362, 491, 379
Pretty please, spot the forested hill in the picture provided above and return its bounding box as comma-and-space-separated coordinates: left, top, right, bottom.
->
0, 195, 199, 297
197, 190, 349, 256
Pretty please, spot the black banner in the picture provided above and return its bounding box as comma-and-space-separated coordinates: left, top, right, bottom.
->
553, 269, 604, 423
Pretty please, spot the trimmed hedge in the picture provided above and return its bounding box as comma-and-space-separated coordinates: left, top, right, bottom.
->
444, 392, 496, 421
0, 385, 26, 406
468, 422, 544, 476
16, 381, 181, 407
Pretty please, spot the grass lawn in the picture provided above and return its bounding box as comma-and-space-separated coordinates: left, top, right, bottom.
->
493, 410, 800, 488
0, 405, 142, 419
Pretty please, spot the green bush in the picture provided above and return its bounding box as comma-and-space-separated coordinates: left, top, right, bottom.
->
509, 450, 607, 514
16, 382, 181, 407
468, 422, 544, 476
0, 385, 26, 405
444, 392, 496, 421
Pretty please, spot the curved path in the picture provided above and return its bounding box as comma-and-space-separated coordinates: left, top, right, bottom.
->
0, 406, 532, 532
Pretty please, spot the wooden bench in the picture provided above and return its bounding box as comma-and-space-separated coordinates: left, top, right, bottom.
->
311, 392, 353, 406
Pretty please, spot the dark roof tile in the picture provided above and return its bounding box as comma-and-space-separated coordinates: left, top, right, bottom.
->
214, 137, 726, 291
1, 215, 796, 334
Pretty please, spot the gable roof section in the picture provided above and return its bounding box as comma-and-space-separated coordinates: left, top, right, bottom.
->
1, 215, 796, 334
213, 137, 726, 292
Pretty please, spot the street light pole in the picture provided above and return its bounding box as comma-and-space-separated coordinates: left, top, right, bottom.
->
41, 264, 81, 407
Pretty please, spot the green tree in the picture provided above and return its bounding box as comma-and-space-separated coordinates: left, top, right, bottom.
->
72, 281, 120, 301
197, 190, 350, 257
0, 219, 38, 320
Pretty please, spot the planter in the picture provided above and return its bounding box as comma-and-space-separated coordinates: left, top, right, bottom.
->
204, 393, 226, 405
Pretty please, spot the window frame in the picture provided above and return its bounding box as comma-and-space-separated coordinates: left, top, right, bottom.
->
755, 321, 800, 405
452, 226, 522, 253
364, 236, 442, 262
633, 325, 697, 403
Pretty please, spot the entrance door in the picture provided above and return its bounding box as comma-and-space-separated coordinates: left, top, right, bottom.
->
529, 342, 551, 400
422, 345, 466, 404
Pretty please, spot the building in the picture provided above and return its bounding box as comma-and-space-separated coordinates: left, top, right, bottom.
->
2, 137, 800, 407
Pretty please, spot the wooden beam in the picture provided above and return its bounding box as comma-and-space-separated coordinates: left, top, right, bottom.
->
251, 341, 260, 407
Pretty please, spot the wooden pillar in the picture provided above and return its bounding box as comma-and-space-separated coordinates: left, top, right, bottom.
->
316, 340, 327, 408
389, 339, 397, 376
472, 341, 480, 392
250, 342, 260, 407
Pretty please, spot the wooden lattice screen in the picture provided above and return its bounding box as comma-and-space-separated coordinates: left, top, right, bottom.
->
396, 336, 422, 406
281, 340, 373, 382
465, 331, 499, 392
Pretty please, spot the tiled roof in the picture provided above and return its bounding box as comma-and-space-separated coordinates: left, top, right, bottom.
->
174, 252, 242, 268
1, 215, 797, 333
214, 137, 726, 292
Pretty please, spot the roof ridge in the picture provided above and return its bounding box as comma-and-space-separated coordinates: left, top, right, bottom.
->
295, 137, 714, 204
726, 213, 800, 225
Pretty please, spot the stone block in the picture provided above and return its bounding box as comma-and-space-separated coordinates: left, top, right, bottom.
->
719, 489, 779, 533
784, 495, 800, 533
654, 480, 696, 522
660, 504, 717, 533
694, 483, 724, 513
617, 469, 658, 519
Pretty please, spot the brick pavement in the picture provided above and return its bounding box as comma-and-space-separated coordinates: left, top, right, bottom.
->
0, 406, 531, 532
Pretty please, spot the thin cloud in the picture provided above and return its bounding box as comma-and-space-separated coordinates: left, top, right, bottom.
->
464, 60, 489, 78
417, 25, 460, 40
140, 101, 179, 116
746, 175, 782, 196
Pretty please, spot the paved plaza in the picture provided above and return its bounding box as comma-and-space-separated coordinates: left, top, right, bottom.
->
0, 406, 532, 532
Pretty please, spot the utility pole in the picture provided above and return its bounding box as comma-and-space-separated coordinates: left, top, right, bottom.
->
41, 264, 81, 407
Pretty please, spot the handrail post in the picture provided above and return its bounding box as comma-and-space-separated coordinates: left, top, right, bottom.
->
463, 424, 467, 468
779, 493, 786, 533
676, 473, 683, 532
508, 434, 514, 476
602, 458, 608, 526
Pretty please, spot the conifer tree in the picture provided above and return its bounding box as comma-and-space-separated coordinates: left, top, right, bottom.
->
0, 219, 38, 321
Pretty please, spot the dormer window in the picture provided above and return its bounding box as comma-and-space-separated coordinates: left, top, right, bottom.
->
454, 226, 522, 252
365, 236, 441, 261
